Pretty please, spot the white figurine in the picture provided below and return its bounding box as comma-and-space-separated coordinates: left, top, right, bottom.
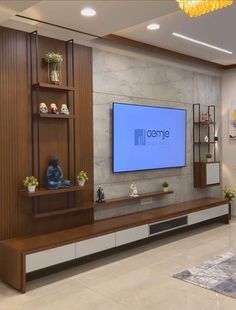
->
39, 102, 48, 114
60, 104, 70, 115
130, 182, 139, 197
204, 136, 209, 143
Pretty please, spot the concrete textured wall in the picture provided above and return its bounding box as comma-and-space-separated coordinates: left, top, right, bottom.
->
93, 48, 222, 221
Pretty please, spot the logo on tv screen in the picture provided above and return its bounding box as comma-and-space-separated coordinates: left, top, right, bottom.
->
134, 129, 170, 145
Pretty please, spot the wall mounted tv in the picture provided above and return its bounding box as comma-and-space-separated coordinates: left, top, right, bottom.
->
113, 102, 187, 173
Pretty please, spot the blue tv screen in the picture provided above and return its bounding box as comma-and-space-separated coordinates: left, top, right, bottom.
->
113, 103, 186, 173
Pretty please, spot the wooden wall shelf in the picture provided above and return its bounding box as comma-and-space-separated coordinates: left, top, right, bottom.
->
19, 186, 84, 197
34, 205, 92, 219
39, 114, 75, 119
194, 142, 216, 145
194, 122, 216, 126
95, 190, 174, 208
32, 82, 75, 91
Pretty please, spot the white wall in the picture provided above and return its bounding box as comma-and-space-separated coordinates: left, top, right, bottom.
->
93, 46, 222, 221
222, 69, 236, 216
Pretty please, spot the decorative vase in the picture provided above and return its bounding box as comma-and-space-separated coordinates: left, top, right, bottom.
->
78, 179, 85, 187
48, 64, 61, 84
28, 185, 36, 193
207, 158, 211, 162
163, 187, 169, 192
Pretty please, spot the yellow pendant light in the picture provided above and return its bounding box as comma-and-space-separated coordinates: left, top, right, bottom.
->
176, 0, 234, 17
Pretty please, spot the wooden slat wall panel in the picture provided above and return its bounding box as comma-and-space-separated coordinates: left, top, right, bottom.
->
0, 26, 94, 240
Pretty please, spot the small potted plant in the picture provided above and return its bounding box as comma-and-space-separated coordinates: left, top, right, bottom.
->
206, 153, 212, 162
162, 181, 169, 192
23, 176, 39, 193
76, 171, 88, 187
224, 187, 235, 219
44, 52, 63, 84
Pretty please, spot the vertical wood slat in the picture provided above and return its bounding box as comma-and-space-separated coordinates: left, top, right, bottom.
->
0, 26, 94, 240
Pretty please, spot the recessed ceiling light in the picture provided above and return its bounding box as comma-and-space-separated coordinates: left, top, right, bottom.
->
81, 7, 96, 17
147, 23, 160, 31
172, 32, 232, 55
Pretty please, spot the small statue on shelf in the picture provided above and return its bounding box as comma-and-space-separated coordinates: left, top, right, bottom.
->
39, 102, 48, 114
204, 135, 209, 143
46, 154, 71, 189
129, 182, 139, 197
96, 186, 105, 203
50, 103, 59, 114
60, 104, 70, 115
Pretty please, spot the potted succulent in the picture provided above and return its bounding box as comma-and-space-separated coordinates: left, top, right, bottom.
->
224, 187, 235, 219
206, 153, 212, 162
162, 181, 169, 192
23, 176, 39, 193
44, 52, 63, 84
76, 171, 88, 187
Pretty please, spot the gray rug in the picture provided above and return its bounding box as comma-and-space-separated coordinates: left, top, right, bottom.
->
173, 251, 236, 299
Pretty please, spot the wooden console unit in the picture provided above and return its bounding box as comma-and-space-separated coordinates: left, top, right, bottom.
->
0, 197, 228, 293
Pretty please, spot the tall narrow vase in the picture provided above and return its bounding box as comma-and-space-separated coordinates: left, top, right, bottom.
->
48, 64, 61, 84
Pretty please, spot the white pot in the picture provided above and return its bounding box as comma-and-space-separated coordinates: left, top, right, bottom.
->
28, 185, 36, 193
78, 180, 85, 187
207, 158, 211, 162
163, 187, 169, 192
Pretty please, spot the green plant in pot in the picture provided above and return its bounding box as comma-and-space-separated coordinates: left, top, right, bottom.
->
224, 187, 235, 219
44, 52, 63, 84
23, 176, 39, 193
162, 181, 169, 192
77, 171, 88, 187
206, 152, 212, 162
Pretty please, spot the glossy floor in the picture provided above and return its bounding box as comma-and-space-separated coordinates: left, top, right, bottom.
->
1, 219, 236, 310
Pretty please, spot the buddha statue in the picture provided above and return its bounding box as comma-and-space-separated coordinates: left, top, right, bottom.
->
46, 155, 71, 189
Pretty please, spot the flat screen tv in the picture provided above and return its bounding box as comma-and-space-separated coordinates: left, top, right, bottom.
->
113, 102, 186, 173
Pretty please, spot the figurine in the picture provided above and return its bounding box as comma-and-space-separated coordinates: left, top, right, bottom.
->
39, 102, 48, 114
96, 186, 105, 203
46, 154, 71, 189
60, 104, 70, 115
130, 182, 139, 197
50, 103, 59, 114
204, 136, 209, 143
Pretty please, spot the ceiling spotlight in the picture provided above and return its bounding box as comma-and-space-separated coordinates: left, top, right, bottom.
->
147, 23, 160, 31
81, 7, 96, 17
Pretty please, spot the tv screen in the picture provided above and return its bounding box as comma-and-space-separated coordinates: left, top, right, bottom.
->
113, 103, 186, 173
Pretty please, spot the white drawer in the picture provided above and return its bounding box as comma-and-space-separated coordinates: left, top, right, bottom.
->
26, 243, 76, 273
116, 225, 148, 247
188, 204, 228, 225
76, 233, 116, 258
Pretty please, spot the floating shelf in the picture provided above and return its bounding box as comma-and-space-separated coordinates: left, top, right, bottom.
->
194, 122, 216, 126
19, 185, 84, 197
32, 82, 75, 91
34, 205, 92, 219
39, 113, 75, 119
94, 190, 174, 208
194, 142, 216, 145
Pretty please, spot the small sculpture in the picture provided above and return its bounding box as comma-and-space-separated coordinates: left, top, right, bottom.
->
96, 186, 105, 203
46, 154, 71, 189
60, 104, 70, 115
204, 136, 209, 143
50, 103, 59, 114
39, 102, 48, 114
130, 182, 139, 197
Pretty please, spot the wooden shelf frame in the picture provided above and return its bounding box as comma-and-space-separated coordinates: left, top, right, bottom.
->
39, 113, 75, 119
19, 185, 85, 197
32, 82, 75, 91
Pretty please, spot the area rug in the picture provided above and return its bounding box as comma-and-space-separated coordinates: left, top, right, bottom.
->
173, 251, 236, 299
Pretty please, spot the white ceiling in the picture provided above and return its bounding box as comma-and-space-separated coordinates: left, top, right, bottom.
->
0, 0, 236, 65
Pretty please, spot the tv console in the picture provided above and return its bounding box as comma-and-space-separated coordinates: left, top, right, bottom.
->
0, 197, 228, 293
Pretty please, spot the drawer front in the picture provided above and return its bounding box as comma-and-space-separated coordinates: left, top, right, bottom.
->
206, 163, 220, 185
188, 204, 228, 225
116, 225, 148, 247
76, 233, 116, 258
26, 243, 76, 273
